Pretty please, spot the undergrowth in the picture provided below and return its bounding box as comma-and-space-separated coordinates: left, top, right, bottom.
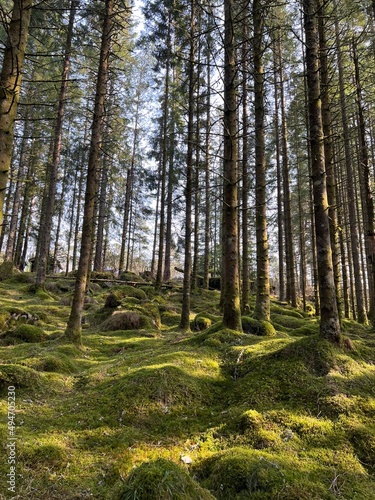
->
0, 275, 374, 499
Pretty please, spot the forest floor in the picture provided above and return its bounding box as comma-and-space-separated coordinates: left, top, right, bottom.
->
0, 271, 375, 499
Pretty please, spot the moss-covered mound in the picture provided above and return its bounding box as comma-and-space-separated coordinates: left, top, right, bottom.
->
1, 323, 47, 344
114, 459, 215, 499
270, 313, 305, 329
242, 317, 276, 337
0, 364, 43, 391
118, 271, 145, 283
100, 311, 154, 331
194, 448, 286, 499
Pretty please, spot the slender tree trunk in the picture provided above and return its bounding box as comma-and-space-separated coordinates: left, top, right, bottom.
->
273, 49, 285, 303
278, 35, 297, 307
352, 38, 375, 324
151, 168, 161, 277
334, 11, 367, 324
241, 18, 250, 313
203, 37, 211, 289
253, 0, 270, 322
93, 156, 109, 271
5, 117, 30, 261
318, 4, 342, 320
179, 0, 195, 331
303, 0, 340, 343
65, 0, 113, 345
221, 0, 242, 330
36, 0, 76, 287
155, 19, 172, 290
119, 86, 141, 275
0, 0, 32, 232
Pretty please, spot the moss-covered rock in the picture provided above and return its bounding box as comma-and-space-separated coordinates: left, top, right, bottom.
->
12, 324, 47, 343
0, 364, 43, 391
101, 311, 153, 331
104, 292, 122, 309
39, 354, 78, 374
194, 448, 285, 499
114, 458, 215, 499
193, 313, 212, 331
118, 271, 145, 283
242, 317, 276, 337
271, 335, 336, 376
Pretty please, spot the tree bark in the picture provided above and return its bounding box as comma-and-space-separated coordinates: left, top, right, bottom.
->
253, 0, 270, 322
65, 0, 113, 345
221, 0, 242, 330
303, 0, 340, 343
334, 9, 367, 324
179, 0, 196, 332
0, 0, 32, 232
35, 0, 77, 287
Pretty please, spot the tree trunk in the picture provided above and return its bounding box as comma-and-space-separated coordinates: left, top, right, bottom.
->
318, 4, 342, 320
253, 0, 270, 322
0, 0, 32, 232
35, 0, 77, 287
241, 17, 250, 313
334, 10, 367, 324
352, 37, 375, 324
277, 35, 297, 307
179, 0, 196, 332
155, 18, 172, 290
303, 0, 340, 343
65, 0, 113, 345
221, 0, 242, 330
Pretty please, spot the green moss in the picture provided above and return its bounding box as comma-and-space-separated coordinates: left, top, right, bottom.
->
101, 311, 154, 331
270, 304, 305, 318
289, 324, 319, 336
161, 311, 180, 326
114, 459, 215, 499
40, 354, 78, 374
24, 443, 68, 470
271, 335, 336, 376
242, 317, 276, 337
0, 363, 43, 391
194, 448, 286, 499
193, 313, 212, 331
270, 314, 305, 329
240, 409, 264, 432
119, 271, 145, 283
13, 324, 47, 343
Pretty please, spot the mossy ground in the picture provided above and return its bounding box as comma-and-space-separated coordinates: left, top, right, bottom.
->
0, 277, 374, 499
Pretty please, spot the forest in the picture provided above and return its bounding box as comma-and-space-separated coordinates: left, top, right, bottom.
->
0, 0, 375, 499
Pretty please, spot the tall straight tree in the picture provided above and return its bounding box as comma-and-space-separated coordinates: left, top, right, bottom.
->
179, 0, 195, 331
333, 6, 367, 324
303, 0, 341, 343
0, 0, 32, 233
35, 0, 77, 287
221, 0, 242, 331
65, 0, 114, 345
253, 0, 270, 321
